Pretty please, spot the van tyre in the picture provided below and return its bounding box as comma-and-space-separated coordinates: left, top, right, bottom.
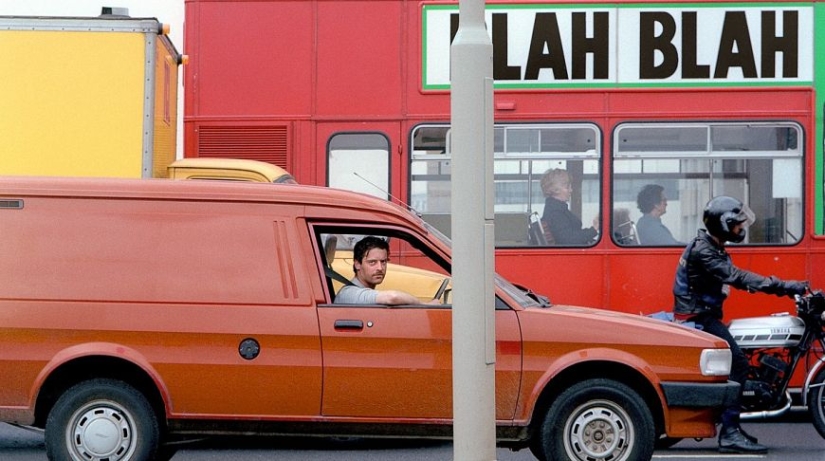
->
46, 379, 160, 461
534, 378, 655, 461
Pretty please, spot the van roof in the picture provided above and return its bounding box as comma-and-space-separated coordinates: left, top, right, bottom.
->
0, 175, 421, 227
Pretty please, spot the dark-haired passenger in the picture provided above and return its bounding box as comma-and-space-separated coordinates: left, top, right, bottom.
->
636, 184, 681, 245
334, 236, 439, 305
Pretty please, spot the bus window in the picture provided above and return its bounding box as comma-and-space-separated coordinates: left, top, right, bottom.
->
328, 133, 390, 200
612, 122, 803, 246
411, 123, 601, 247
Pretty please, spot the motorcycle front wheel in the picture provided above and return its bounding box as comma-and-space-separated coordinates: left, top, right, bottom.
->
807, 368, 825, 439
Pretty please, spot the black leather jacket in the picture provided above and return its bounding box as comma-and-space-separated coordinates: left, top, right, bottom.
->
673, 229, 786, 318
542, 196, 597, 245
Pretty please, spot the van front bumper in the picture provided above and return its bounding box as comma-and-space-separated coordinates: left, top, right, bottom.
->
661, 380, 739, 408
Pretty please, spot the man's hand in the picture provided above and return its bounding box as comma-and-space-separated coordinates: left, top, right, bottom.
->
782, 280, 809, 298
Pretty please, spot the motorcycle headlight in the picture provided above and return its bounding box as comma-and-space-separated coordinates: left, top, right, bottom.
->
700, 349, 732, 376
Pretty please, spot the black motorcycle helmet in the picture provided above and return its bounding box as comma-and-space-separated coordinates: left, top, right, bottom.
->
703, 196, 755, 243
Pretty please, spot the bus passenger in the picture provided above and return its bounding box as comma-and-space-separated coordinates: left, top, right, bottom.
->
636, 184, 681, 245
334, 236, 440, 305
540, 169, 598, 245
612, 208, 637, 245
672, 196, 807, 454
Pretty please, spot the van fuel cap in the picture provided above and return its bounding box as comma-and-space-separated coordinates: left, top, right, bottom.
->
238, 338, 260, 360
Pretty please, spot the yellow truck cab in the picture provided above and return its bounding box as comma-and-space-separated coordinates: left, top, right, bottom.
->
0, 176, 736, 461
167, 158, 296, 184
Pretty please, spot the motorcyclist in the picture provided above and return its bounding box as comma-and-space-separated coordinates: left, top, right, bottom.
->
672, 196, 808, 454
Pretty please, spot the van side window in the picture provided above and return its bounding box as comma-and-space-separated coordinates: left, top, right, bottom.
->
313, 228, 451, 306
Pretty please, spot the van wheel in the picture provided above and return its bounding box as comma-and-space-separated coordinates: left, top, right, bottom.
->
46, 379, 159, 461
534, 378, 654, 461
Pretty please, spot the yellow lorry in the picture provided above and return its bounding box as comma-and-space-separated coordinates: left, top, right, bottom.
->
0, 11, 182, 178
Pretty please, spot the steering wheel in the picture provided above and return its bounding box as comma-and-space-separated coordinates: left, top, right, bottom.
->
434, 277, 451, 303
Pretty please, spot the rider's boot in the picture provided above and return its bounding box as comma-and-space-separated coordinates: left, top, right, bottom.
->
738, 425, 758, 444
718, 425, 768, 454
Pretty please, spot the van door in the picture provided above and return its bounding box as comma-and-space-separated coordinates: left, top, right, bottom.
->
313, 228, 522, 421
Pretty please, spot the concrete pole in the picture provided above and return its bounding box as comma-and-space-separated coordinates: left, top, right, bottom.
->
450, 0, 496, 460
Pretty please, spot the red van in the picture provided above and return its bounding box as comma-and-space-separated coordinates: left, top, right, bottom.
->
0, 176, 735, 461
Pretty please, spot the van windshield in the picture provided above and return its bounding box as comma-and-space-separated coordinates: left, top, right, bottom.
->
422, 220, 545, 308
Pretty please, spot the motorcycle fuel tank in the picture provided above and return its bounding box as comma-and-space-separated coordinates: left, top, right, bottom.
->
729, 314, 805, 348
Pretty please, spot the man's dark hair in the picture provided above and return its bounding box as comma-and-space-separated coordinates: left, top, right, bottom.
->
637, 184, 665, 214
353, 236, 389, 272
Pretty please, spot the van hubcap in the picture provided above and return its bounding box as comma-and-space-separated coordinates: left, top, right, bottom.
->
565, 400, 632, 460
69, 404, 133, 460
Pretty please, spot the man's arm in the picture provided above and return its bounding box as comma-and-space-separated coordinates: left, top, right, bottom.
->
376, 290, 427, 305
638, 218, 678, 245
697, 248, 800, 297
649, 223, 680, 245
337, 286, 439, 305
335, 285, 378, 304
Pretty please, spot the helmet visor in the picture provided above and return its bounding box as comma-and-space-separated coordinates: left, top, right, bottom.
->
728, 203, 755, 229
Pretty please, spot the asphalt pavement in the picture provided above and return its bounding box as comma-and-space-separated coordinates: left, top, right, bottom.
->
3, 412, 825, 460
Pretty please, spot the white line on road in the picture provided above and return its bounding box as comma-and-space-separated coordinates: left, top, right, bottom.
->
654, 455, 766, 459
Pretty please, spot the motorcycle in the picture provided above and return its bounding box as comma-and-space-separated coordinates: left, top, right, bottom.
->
727, 289, 825, 436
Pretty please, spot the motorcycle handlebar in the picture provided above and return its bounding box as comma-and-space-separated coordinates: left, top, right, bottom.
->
796, 289, 825, 316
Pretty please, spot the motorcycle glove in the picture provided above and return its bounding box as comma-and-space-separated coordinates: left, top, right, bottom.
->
782, 280, 808, 298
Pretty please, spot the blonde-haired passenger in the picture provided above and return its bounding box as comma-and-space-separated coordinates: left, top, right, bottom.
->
540, 169, 598, 245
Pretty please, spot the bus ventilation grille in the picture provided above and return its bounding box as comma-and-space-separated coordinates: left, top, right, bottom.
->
197, 125, 289, 170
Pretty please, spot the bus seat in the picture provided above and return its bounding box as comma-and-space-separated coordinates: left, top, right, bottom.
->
528, 212, 555, 245
613, 208, 638, 245
324, 235, 338, 266
495, 213, 531, 245
323, 235, 340, 301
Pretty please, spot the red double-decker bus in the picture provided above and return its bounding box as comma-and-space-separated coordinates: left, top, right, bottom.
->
183, 0, 825, 320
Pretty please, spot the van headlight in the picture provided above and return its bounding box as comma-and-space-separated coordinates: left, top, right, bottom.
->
700, 349, 732, 376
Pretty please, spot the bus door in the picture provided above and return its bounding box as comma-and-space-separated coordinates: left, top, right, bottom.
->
317, 123, 401, 202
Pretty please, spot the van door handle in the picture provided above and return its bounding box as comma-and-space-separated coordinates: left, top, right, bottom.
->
334, 320, 364, 331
